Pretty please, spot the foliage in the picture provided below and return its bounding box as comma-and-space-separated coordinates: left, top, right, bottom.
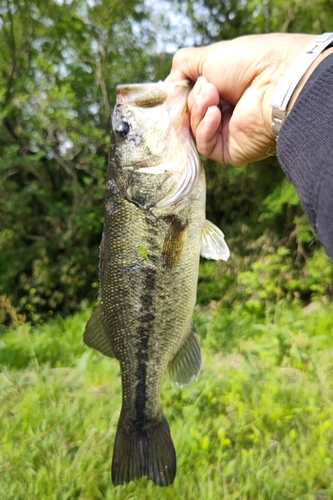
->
0, 0, 172, 323
2, 0, 333, 495
179, 0, 333, 314
1, 0, 333, 324
179, 0, 333, 43
2, 302, 333, 498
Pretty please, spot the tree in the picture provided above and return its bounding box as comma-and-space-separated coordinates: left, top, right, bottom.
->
0, 0, 172, 324
175, 0, 333, 306
1, 0, 333, 326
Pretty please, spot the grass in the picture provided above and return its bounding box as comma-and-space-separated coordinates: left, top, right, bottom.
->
1, 300, 333, 499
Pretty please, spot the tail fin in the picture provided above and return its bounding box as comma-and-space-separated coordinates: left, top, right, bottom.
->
112, 413, 176, 487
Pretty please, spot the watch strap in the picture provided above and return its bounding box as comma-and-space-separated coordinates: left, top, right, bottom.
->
270, 32, 333, 136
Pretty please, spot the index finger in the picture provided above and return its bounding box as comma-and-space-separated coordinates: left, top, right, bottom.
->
165, 46, 207, 83
164, 68, 188, 83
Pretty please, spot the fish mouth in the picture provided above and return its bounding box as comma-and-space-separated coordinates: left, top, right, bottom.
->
116, 79, 192, 94
115, 80, 192, 110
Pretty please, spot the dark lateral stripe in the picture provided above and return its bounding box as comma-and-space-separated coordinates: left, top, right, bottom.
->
134, 268, 156, 428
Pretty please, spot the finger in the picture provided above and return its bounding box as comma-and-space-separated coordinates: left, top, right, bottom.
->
164, 69, 188, 82
190, 79, 220, 134
167, 46, 207, 82
187, 76, 207, 111
195, 106, 222, 160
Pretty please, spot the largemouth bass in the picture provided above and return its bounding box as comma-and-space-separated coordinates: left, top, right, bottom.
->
83, 80, 229, 487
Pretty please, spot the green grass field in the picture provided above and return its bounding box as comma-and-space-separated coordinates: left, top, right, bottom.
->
1, 299, 333, 499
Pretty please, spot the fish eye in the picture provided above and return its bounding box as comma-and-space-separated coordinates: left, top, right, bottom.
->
114, 121, 130, 138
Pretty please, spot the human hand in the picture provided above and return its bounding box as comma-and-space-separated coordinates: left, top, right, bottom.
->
166, 33, 316, 167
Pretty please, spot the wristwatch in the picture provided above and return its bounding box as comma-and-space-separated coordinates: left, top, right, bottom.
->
270, 32, 333, 136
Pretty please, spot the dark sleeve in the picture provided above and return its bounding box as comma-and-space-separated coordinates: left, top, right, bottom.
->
277, 53, 333, 259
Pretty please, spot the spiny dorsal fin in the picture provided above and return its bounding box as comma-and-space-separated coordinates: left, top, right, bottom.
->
167, 321, 201, 388
83, 303, 115, 358
200, 219, 230, 261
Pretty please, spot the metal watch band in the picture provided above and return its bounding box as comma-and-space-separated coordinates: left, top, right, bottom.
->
270, 32, 333, 137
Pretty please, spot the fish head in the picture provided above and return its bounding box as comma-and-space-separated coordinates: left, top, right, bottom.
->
109, 80, 202, 210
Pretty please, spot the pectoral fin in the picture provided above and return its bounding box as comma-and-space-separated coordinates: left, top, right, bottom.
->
83, 303, 115, 358
200, 219, 230, 261
162, 216, 188, 269
168, 321, 201, 387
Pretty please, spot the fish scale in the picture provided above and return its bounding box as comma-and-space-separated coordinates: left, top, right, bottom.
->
83, 80, 230, 486
102, 184, 204, 414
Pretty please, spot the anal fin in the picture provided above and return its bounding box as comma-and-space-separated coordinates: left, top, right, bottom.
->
83, 303, 115, 358
167, 321, 201, 388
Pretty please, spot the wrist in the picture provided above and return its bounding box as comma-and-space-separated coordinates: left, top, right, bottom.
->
287, 46, 333, 111
270, 33, 333, 137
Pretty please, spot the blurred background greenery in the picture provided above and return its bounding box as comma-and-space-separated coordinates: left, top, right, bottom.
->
1, 0, 333, 325
2, 2, 333, 498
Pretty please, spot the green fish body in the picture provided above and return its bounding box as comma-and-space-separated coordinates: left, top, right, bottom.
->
84, 80, 229, 487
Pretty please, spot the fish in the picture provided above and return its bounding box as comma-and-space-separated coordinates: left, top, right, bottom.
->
83, 80, 230, 487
